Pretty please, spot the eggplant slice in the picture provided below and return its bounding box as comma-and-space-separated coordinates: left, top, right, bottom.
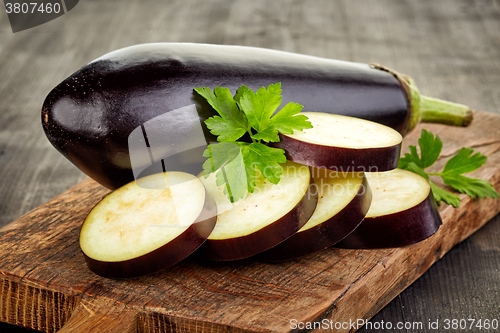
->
337, 168, 442, 249
198, 161, 318, 261
80, 171, 216, 278
259, 168, 372, 261
275, 112, 402, 172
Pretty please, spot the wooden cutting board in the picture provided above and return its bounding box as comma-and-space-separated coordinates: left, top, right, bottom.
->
1, 111, 499, 333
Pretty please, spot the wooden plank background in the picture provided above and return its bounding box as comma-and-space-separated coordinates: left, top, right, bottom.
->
0, 0, 498, 332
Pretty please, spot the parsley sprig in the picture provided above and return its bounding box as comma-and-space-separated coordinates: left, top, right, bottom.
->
194, 83, 312, 202
399, 129, 499, 207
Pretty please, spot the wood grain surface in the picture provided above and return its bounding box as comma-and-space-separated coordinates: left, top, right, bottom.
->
0, 1, 499, 332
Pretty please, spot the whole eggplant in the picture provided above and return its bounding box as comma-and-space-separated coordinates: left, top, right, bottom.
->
42, 43, 472, 190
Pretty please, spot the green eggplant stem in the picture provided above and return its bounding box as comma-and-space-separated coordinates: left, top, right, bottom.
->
370, 63, 473, 134
418, 95, 473, 127
406, 76, 473, 133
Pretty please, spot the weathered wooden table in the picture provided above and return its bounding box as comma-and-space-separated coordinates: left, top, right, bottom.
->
1, 1, 499, 332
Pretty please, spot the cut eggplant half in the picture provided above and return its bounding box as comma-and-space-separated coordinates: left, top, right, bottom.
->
274, 112, 402, 172
80, 172, 216, 278
337, 168, 442, 249
198, 161, 318, 261
258, 168, 372, 262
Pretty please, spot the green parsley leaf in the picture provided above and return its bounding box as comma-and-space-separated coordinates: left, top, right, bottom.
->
238, 83, 282, 137
195, 83, 311, 202
418, 129, 443, 168
203, 116, 246, 143
236, 82, 313, 143
242, 143, 286, 185
250, 125, 280, 143
398, 145, 419, 169
429, 182, 461, 208
442, 174, 499, 200
202, 142, 250, 202
201, 142, 286, 203
399, 129, 499, 207
233, 85, 251, 104
194, 87, 249, 142
202, 142, 241, 177
441, 147, 487, 175
214, 149, 248, 203
271, 102, 313, 134
399, 129, 442, 169
405, 162, 429, 180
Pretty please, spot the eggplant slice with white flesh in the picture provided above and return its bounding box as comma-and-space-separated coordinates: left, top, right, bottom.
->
337, 168, 442, 249
80, 171, 216, 278
258, 168, 372, 262
198, 161, 318, 261
274, 112, 403, 172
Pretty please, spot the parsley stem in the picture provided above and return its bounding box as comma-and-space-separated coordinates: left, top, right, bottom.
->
220, 166, 235, 203
247, 128, 258, 143
427, 172, 441, 176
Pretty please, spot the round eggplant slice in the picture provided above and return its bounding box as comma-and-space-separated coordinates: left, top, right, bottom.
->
258, 168, 372, 262
80, 172, 216, 278
198, 161, 318, 261
275, 112, 402, 172
337, 169, 442, 249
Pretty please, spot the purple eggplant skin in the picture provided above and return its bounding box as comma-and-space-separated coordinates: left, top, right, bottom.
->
275, 133, 402, 172
42, 43, 409, 190
336, 191, 442, 249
